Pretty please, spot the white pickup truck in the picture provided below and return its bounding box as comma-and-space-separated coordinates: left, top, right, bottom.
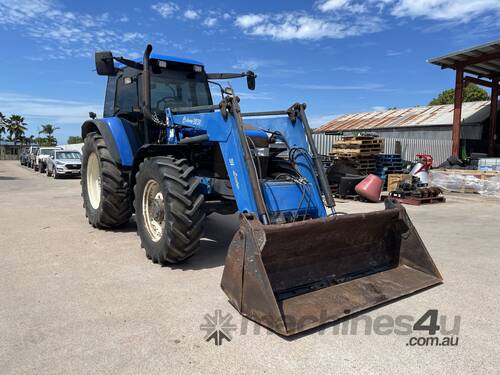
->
35, 147, 62, 173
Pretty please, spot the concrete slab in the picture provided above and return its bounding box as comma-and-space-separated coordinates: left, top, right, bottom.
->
1, 160, 499, 374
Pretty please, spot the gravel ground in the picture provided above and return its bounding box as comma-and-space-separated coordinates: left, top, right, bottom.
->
1, 160, 499, 374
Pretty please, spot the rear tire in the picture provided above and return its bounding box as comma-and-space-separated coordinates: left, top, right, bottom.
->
134, 156, 205, 264
81, 132, 132, 228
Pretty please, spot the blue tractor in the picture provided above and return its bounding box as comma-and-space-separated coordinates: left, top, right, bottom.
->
81, 45, 442, 335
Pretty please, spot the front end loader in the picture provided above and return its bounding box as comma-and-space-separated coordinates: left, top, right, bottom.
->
81, 44, 442, 336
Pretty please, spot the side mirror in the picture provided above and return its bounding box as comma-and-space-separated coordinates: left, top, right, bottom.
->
95, 51, 116, 76
246, 71, 256, 90
50, 155, 54, 159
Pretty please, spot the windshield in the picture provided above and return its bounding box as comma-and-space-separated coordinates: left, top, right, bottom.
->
150, 69, 212, 112
41, 149, 55, 155
56, 152, 81, 160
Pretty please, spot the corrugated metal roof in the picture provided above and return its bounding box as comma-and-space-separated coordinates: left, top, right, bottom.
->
428, 40, 500, 78
315, 101, 496, 132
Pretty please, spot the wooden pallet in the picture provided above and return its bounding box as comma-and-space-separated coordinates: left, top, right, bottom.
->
330, 149, 381, 157
387, 196, 446, 206
341, 135, 378, 141
333, 143, 383, 150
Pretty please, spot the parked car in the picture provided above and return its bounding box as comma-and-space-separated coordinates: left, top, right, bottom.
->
46, 150, 82, 179
35, 147, 62, 172
19, 148, 30, 166
26, 145, 40, 168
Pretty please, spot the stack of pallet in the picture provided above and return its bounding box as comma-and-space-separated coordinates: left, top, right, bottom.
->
375, 154, 404, 188
329, 135, 383, 175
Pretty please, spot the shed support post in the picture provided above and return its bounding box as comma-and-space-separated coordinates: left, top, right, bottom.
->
489, 80, 498, 156
452, 67, 464, 157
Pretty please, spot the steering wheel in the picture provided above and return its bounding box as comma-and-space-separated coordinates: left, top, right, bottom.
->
156, 96, 177, 111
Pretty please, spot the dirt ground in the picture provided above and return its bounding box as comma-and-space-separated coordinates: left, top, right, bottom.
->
1, 160, 499, 374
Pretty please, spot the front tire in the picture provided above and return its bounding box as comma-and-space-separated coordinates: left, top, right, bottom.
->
134, 156, 205, 264
81, 132, 132, 228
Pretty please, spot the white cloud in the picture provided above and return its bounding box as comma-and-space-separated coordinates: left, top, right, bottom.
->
203, 17, 217, 27
184, 9, 200, 20
0, 0, 171, 60
386, 48, 411, 56
231, 58, 281, 70
317, 0, 350, 12
235, 14, 267, 28
151, 2, 179, 18
0, 92, 100, 125
390, 0, 500, 21
235, 12, 382, 40
331, 66, 370, 73
122, 32, 145, 42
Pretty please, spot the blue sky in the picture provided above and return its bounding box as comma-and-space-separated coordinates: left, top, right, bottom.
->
0, 0, 499, 143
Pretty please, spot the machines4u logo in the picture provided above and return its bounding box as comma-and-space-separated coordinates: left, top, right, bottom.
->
200, 310, 237, 346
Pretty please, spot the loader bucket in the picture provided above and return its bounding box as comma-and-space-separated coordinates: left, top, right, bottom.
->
221, 200, 442, 336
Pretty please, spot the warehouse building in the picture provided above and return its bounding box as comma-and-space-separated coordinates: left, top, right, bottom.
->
314, 100, 500, 165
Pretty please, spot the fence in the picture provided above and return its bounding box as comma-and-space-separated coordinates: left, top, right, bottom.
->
0, 145, 21, 160
312, 134, 452, 166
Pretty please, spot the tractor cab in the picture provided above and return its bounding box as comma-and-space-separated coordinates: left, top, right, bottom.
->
100, 54, 212, 144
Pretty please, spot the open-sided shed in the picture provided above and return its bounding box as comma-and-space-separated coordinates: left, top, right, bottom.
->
428, 40, 500, 156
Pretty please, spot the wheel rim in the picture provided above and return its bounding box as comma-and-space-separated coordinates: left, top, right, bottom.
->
142, 179, 165, 242
87, 152, 101, 209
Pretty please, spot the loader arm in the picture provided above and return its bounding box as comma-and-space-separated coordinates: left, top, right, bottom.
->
171, 97, 328, 223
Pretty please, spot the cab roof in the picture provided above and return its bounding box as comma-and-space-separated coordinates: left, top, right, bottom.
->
115, 53, 204, 69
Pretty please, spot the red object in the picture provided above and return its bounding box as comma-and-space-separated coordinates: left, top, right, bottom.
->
414, 154, 433, 174
355, 174, 383, 202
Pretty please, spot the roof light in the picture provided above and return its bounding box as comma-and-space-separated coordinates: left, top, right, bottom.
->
158, 60, 167, 68
193, 65, 203, 72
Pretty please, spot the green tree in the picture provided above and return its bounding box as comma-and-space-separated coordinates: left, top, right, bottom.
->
429, 84, 489, 105
34, 136, 47, 146
6, 115, 28, 145
27, 135, 36, 145
67, 135, 83, 144
39, 124, 60, 146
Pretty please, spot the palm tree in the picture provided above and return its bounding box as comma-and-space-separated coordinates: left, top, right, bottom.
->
39, 124, 59, 145
0, 112, 6, 141
6, 115, 27, 145
39, 124, 59, 136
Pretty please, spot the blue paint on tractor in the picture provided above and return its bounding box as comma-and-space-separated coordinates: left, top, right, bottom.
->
101, 117, 135, 166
